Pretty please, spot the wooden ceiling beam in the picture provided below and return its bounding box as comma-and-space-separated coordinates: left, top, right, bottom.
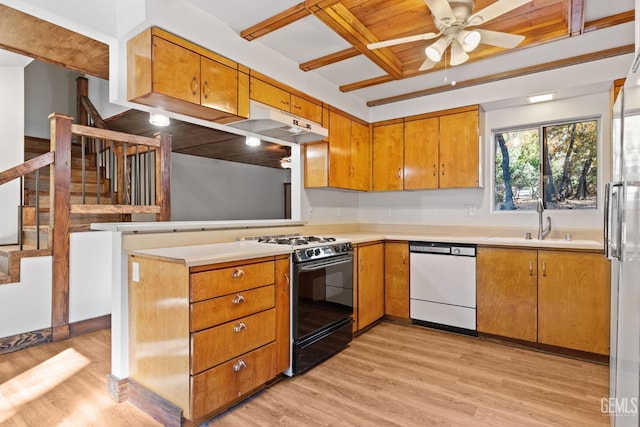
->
366, 44, 635, 107
569, 0, 586, 36
240, 0, 340, 41
299, 47, 361, 71
584, 10, 635, 33
340, 75, 395, 92
0, 4, 109, 79
312, 3, 403, 79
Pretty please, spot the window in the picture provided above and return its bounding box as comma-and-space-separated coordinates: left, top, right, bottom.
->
494, 118, 598, 211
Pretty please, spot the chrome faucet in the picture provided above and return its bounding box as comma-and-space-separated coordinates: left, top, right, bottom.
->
536, 198, 552, 240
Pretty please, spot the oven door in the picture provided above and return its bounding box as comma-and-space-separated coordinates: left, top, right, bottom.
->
293, 254, 353, 341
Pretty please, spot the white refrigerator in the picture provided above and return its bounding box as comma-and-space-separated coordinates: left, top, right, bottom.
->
608, 50, 640, 426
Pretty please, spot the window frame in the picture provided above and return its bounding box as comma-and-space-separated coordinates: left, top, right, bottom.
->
490, 115, 602, 214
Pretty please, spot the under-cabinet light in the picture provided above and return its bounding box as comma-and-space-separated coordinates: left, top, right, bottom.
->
245, 136, 261, 147
528, 93, 555, 104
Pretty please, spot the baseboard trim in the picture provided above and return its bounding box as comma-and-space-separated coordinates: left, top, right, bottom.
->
107, 374, 128, 403
127, 377, 183, 427
69, 314, 111, 338
0, 327, 52, 354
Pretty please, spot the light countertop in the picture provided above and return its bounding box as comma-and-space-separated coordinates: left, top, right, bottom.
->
128, 241, 292, 267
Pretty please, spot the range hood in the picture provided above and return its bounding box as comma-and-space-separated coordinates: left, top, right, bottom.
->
228, 100, 328, 144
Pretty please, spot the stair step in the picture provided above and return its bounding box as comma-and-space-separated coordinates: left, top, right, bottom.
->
25, 136, 84, 156
34, 194, 115, 206
24, 179, 111, 194
25, 150, 98, 169
24, 167, 101, 181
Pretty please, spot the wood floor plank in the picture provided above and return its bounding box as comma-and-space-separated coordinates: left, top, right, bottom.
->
0, 322, 609, 426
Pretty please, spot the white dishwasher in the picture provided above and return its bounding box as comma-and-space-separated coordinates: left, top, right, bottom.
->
409, 241, 477, 334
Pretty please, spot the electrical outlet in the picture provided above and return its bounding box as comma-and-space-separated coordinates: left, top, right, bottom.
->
463, 205, 477, 217
385, 207, 392, 217
132, 262, 140, 282
337, 207, 342, 217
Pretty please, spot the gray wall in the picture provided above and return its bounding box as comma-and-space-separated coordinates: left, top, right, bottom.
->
171, 153, 288, 220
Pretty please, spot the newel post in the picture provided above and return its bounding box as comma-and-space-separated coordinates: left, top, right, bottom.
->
49, 112, 73, 342
155, 132, 172, 221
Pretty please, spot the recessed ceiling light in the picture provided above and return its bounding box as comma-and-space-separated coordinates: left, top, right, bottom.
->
528, 93, 555, 104
245, 136, 261, 147
149, 112, 170, 127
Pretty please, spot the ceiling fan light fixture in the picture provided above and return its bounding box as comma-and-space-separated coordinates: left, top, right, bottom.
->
425, 37, 450, 63
458, 30, 481, 52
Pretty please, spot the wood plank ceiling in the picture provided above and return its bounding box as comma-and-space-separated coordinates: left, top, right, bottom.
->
239, 0, 634, 105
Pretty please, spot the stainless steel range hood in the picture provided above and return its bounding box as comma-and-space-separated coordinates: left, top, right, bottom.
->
228, 100, 328, 144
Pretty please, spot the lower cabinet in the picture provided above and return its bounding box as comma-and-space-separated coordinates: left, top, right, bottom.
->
384, 241, 410, 319
477, 247, 610, 355
128, 254, 290, 423
354, 241, 385, 331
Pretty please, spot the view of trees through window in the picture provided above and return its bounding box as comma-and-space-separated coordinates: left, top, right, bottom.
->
494, 119, 598, 211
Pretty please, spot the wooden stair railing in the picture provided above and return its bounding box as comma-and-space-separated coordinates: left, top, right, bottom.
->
49, 112, 172, 341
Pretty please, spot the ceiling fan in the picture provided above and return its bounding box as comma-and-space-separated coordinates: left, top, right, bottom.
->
367, 0, 532, 71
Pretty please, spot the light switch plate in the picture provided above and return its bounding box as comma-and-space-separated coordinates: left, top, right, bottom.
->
132, 261, 140, 282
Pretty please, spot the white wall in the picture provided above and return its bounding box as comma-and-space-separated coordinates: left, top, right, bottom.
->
0, 66, 27, 244
356, 92, 611, 232
171, 153, 289, 221
24, 60, 80, 138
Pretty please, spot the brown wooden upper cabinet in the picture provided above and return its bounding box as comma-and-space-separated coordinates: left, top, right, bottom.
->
127, 27, 249, 124
250, 74, 323, 124
304, 108, 371, 191
372, 105, 483, 191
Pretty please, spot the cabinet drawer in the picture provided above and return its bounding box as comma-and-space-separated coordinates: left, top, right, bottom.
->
250, 78, 290, 110
191, 285, 275, 332
190, 342, 276, 419
191, 261, 274, 302
191, 309, 275, 374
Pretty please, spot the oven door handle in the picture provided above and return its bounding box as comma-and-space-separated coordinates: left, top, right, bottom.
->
298, 256, 353, 272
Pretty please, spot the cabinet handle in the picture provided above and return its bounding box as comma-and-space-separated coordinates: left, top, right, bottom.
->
281, 100, 290, 106
542, 261, 547, 277
292, 104, 301, 110
441, 163, 445, 176
432, 164, 437, 176
233, 321, 247, 333
232, 268, 245, 279
190, 76, 198, 96
284, 273, 290, 292
232, 294, 245, 305
233, 359, 247, 372
529, 261, 533, 276
397, 168, 402, 179
203, 81, 210, 99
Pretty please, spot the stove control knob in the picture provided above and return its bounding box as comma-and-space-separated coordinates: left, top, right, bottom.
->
305, 249, 314, 257
335, 246, 342, 253
314, 248, 321, 256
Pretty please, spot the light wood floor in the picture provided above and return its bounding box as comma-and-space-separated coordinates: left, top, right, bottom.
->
0, 322, 610, 426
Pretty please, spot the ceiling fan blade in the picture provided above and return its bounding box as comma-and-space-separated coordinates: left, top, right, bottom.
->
467, 0, 532, 27
424, 0, 456, 25
450, 41, 469, 66
418, 58, 436, 71
476, 29, 526, 48
367, 32, 439, 50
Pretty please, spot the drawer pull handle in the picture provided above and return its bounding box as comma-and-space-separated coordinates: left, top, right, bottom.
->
232, 294, 245, 305
542, 261, 547, 277
284, 273, 289, 292
203, 81, 210, 99
233, 359, 247, 372
233, 321, 247, 333
529, 261, 533, 276
232, 268, 245, 279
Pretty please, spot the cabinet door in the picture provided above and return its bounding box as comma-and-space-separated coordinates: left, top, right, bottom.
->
439, 110, 479, 188
201, 56, 238, 114
274, 257, 290, 373
538, 251, 610, 354
351, 121, 371, 191
404, 117, 439, 190
357, 243, 385, 330
152, 36, 200, 104
328, 111, 352, 189
250, 78, 290, 111
477, 247, 537, 341
291, 95, 322, 123
304, 142, 329, 188
373, 122, 404, 191
384, 242, 409, 319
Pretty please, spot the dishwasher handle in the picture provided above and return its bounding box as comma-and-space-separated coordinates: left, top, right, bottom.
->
410, 242, 476, 257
